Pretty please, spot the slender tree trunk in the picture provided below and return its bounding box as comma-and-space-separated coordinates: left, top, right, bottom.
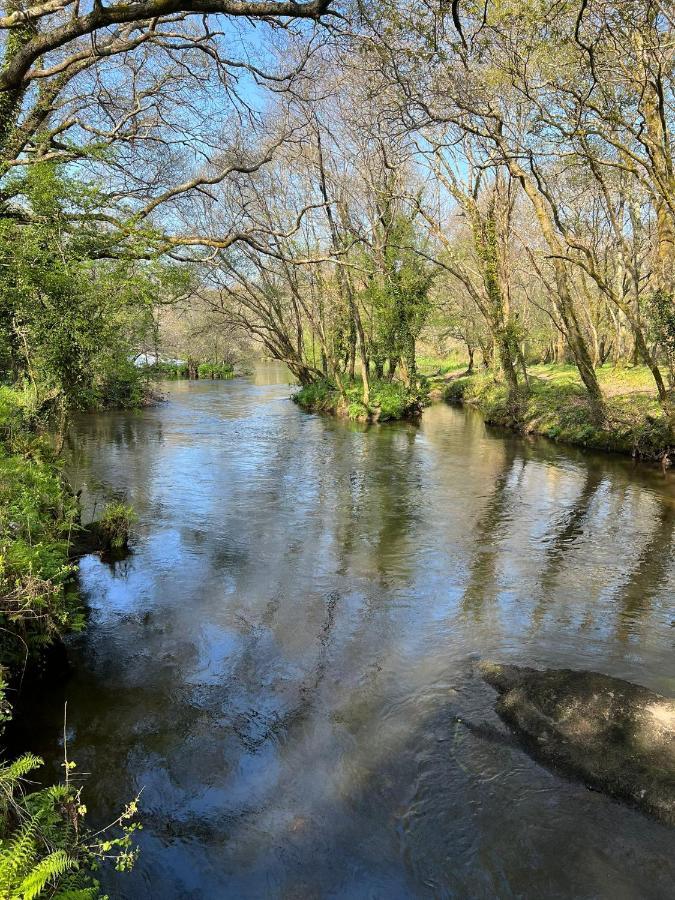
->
504, 158, 604, 417
465, 345, 475, 375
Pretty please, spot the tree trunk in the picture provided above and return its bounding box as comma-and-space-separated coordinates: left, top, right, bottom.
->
509, 162, 604, 417
465, 345, 475, 375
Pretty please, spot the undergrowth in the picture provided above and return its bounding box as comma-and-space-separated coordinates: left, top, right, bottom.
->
293, 378, 428, 422
97, 503, 137, 552
0, 385, 140, 897
0, 752, 140, 899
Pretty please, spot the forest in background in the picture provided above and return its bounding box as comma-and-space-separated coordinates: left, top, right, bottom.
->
0, 1, 672, 895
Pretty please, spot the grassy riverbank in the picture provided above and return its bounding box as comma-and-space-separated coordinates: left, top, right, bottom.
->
293, 378, 427, 422
443, 365, 672, 460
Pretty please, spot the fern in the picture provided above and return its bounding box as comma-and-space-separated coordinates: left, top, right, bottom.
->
0, 750, 139, 898
0, 755, 43, 786
18, 849, 74, 900
0, 818, 41, 891
54, 891, 98, 900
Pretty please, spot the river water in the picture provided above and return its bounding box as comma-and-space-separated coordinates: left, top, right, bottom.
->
18, 363, 675, 898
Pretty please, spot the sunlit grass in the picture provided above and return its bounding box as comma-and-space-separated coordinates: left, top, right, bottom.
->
444, 365, 670, 460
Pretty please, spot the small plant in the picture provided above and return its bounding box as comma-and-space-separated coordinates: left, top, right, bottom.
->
98, 502, 137, 552
0, 751, 140, 899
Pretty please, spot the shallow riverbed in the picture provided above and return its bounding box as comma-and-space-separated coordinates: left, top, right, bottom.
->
17, 363, 675, 898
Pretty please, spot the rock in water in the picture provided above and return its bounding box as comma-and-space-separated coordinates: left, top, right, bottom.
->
480, 661, 675, 826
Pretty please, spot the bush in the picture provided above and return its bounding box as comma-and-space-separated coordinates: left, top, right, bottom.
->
293, 379, 339, 413
196, 363, 234, 379
293, 377, 426, 422
0, 445, 81, 665
91, 359, 144, 409
140, 362, 188, 380
370, 380, 411, 421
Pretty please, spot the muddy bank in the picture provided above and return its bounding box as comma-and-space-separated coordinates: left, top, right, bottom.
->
480, 662, 675, 826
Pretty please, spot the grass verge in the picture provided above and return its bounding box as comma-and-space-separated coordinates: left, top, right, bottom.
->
444, 367, 672, 461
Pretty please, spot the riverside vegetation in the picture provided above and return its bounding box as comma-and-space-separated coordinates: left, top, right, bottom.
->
0, 387, 141, 897
0, 166, 179, 895
442, 364, 672, 460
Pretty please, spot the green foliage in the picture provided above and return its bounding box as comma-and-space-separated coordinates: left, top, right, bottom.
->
362, 215, 435, 379
0, 162, 189, 413
142, 361, 235, 381
292, 379, 338, 413
370, 380, 414, 421
0, 753, 139, 899
0, 427, 81, 667
445, 367, 671, 459
196, 363, 234, 379
647, 290, 675, 382
142, 361, 188, 380
293, 377, 426, 422
97, 502, 136, 552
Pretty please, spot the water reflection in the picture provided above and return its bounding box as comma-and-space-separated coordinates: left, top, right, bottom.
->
14, 365, 675, 898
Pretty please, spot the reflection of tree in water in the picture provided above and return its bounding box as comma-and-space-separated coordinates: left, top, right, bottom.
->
65, 412, 165, 521
330, 424, 423, 583
529, 463, 607, 629
460, 444, 523, 617
614, 501, 675, 642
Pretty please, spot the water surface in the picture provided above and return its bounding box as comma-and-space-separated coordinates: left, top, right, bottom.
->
20, 363, 675, 898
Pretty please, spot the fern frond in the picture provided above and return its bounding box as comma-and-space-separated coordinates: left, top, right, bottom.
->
42, 785, 70, 804
0, 817, 39, 889
0, 754, 44, 785
54, 889, 97, 900
17, 848, 74, 900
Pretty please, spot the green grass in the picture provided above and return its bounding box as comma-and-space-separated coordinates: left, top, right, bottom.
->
444, 365, 672, 460
98, 501, 137, 551
293, 378, 428, 422
527, 363, 660, 396
417, 353, 468, 377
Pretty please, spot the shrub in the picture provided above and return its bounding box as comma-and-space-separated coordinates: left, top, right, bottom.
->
196, 363, 234, 379
294, 377, 426, 422
0, 446, 81, 665
370, 380, 410, 421
292, 379, 339, 413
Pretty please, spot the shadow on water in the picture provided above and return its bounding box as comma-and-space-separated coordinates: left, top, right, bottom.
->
10, 364, 675, 898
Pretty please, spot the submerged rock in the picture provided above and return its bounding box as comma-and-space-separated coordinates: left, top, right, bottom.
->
480, 661, 675, 826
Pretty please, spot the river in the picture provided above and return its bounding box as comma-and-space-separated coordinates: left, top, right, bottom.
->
16, 363, 675, 898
